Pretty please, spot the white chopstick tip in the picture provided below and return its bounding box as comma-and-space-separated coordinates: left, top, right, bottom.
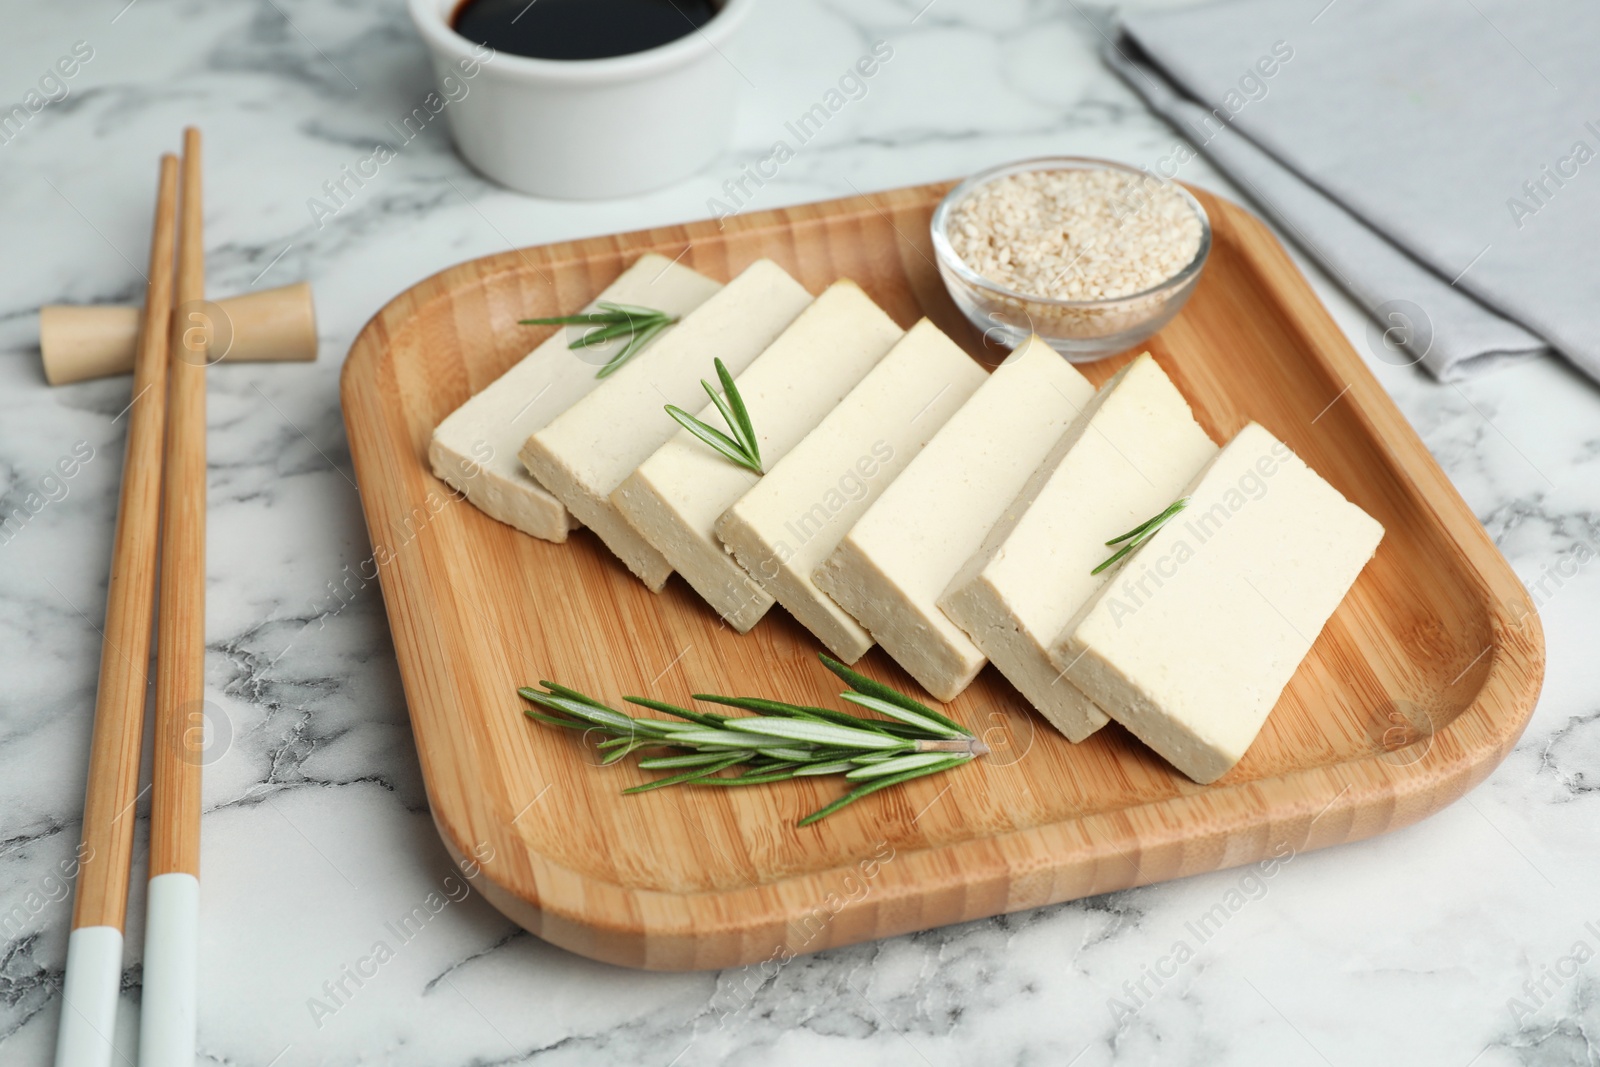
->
54, 926, 124, 1067
139, 873, 199, 1067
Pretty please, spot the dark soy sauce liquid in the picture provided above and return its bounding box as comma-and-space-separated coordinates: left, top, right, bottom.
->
452, 0, 720, 61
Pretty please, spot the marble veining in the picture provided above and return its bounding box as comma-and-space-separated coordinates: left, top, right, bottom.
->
2, 0, 1598, 1064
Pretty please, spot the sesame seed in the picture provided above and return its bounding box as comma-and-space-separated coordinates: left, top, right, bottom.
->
945, 167, 1204, 340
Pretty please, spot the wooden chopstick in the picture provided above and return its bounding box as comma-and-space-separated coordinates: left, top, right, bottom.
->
141, 126, 207, 1067
54, 153, 179, 1067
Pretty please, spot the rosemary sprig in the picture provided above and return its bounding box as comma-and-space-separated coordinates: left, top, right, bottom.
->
520, 301, 678, 379
664, 357, 763, 474
517, 654, 986, 826
1091, 496, 1189, 575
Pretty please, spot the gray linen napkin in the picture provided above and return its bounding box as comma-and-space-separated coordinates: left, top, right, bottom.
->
1106, 0, 1600, 384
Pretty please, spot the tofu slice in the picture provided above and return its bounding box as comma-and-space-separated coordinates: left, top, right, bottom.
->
1049, 422, 1383, 783
940, 353, 1218, 739
715, 320, 985, 661
428, 253, 721, 542
520, 260, 813, 590
612, 281, 903, 631
812, 336, 1095, 701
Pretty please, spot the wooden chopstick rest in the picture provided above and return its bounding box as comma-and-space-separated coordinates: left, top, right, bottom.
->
40, 280, 317, 385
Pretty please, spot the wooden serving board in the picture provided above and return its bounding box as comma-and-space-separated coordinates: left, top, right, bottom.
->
341, 183, 1544, 970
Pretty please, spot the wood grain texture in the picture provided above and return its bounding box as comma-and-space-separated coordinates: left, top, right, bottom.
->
70, 154, 178, 932
341, 183, 1545, 971
150, 129, 206, 880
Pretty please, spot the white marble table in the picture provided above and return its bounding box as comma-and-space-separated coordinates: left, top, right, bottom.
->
3, 2, 1597, 1064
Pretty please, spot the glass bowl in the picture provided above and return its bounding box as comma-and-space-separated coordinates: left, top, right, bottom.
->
930, 156, 1211, 361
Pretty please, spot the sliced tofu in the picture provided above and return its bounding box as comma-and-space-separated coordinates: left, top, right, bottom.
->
428, 253, 721, 542
612, 281, 903, 631
940, 353, 1218, 739
1049, 422, 1383, 783
812, 336, 1094, 701
715, 320, 985, 661
520, 260, 813, 590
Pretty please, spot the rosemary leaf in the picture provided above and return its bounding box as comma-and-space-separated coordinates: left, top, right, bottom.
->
1104, 496, 1189, 546
1092, 497, 1189, 575
623, 756, 749, 794
664, 359, 763, 473
664, 405, 761, 474
523, 693, 635, 733
844, 752, 970, 780
690, 696, 838, 726
1090, 541, 1138, 575
744, 761, 805, 774
715, 357, 761, 467
757, 746, 820, 762
839, 693, 967, 739
638, 750, 756, 770
596, 314, 674, 378
601, 739, 653, 765
818, 655, 971, 736
522, 302, 677, 380
522, 708, 589, 731
797, 757, 971, 827
618, 719, 693, 739
709, 717, 911, 750
624, 695, 727, 728
532, 681, 614, 710
793, 761, 855, 776
651, 727, 781, 749
692, 695, 903, 735
696, 769, 806, 786
700, 377, 746, 454
566, 319, 643, 349
642, 720, 703, 733
517, 312, 616, 326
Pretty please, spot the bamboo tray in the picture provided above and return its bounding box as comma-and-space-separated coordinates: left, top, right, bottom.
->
341, 182, 1544, 970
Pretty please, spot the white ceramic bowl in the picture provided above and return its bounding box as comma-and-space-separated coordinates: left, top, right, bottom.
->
409, 0, 754, 199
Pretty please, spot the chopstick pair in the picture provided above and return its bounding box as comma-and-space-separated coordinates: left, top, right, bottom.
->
56, 128, 209, 1067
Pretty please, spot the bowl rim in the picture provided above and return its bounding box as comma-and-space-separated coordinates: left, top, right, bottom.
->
930, 155, 1212, 310
409, 0, 756, 86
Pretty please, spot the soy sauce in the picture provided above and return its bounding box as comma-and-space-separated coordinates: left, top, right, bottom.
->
452, 0, 720, 61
